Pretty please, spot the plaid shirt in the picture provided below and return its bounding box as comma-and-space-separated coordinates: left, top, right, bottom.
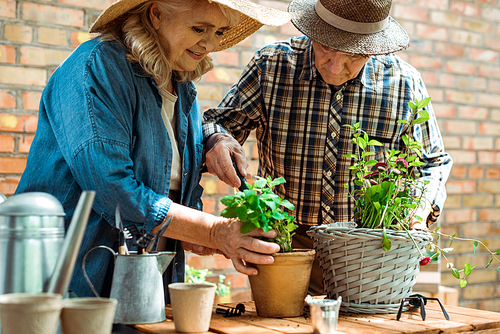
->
203, 36, 452, 227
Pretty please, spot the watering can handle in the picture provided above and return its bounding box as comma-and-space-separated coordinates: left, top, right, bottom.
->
82, 245, 116, 298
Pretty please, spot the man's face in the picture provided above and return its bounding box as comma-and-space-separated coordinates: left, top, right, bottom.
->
312, 41, 370, 86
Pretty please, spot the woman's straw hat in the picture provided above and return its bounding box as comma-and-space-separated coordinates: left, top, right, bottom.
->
288, 0, 409, 55
90, 0, 291, 52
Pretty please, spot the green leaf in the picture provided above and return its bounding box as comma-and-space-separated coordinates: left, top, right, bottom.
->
221, 206, 237, 218
460, 278, 467, 288
262, 199, 277, 211
271, 210, 285, 221
496, 249, 500, 255
252, 178, 267, 189
358, 137, 367, 150
280, 199, 295, 210
381, 228, 391, 251
464, 263, 472, 277
368, 139, 383, 146
441, 248, 454, 253
220, 195, 236, 206
402, 136, 409, 146
473, 240, 479, 254
247, 194, 260, 210
418, 109, 429, 119
408, 101, 417, 110
417, 97, 431, 109
240, 222, 256, 233
270, 177, 286, 187
451, 268, 460, 279
235, 206, 248, 220
486, 256, 493, 269
343, 154, 358, 159
412, 118, 428, 125
397, 120, 410, 125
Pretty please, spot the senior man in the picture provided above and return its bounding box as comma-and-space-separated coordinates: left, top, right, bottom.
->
203, 0, 453, 295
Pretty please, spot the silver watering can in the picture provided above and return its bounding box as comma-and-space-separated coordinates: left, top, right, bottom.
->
83, 245, 175, 324
0, 191, 95, 296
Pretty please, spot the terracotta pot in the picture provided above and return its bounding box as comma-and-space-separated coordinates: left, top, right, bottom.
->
168, 282, 216, 332
0, 293, 62, 334
60, 297, 117, 334
248, 249, 315, 318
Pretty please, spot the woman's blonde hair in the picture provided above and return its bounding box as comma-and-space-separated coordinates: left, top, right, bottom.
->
99, 0, 240, 91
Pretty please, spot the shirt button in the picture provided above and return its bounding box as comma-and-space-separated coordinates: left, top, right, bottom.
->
331, 132, 336, 138
326, 171, 332, 177
325, 205, 330, 211
336, 93, 342, 101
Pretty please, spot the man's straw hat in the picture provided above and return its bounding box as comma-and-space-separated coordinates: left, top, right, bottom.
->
90, 0, 291, 52
288, 0, 409, 55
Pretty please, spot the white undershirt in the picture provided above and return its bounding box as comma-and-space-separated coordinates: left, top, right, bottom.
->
160, 90, 182, 191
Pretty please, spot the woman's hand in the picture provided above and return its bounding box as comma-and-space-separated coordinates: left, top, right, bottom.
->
210, 217, 280, 276
205, 133, 250, 188
180, 241, 222, 256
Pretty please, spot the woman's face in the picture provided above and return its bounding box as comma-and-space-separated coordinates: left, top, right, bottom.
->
150, 2, 230, 72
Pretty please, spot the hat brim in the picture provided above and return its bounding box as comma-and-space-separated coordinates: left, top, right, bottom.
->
89, 0, 290, 52
288, 0, 409, 55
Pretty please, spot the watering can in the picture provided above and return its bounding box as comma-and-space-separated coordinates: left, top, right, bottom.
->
83, 245, 175, 324
0, 191, 95, 296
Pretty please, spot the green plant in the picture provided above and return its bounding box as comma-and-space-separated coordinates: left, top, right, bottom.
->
343, 98, 431, 250
220, 176, 297, 252
184, 265, 231, 296
344, 97, 500, 287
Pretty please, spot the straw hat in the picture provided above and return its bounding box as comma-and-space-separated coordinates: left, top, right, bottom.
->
89, 0, 291, 52
288, 0, 409, 55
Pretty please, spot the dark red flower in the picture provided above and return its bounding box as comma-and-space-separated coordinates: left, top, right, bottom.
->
419, 256, 431, 266
373, 162, 387, 171
370, 179, 379, 185
364, 171, 379, 179
396, 158, 408, 168
390, 168, 401, 175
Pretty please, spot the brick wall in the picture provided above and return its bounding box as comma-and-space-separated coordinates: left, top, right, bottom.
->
1, 0, 499, 310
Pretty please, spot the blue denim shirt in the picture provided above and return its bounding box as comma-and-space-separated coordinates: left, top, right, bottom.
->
16, 38, 205, 301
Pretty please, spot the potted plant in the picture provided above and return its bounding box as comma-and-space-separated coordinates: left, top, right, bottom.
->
307, 98, 500, 314
220, 176, 315, 317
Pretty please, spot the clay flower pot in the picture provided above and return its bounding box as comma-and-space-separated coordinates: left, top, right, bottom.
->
248, 249, 315, 318
168, 282, 216, 332
0, 293, 62, 334
60, 297, 117, 334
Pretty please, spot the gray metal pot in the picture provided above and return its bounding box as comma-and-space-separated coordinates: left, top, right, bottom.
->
0, 191, 95, 295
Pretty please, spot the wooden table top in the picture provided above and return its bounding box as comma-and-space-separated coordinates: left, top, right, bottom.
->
133, 301, 500, 334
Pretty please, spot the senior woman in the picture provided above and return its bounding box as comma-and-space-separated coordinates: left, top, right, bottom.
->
15, 0, 290, 300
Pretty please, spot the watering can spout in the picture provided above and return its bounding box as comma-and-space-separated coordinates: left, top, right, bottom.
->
157, 252, 176, 274
47, 191, 96, 294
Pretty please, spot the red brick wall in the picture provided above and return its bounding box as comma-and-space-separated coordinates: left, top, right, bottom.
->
1, 0, 500, 310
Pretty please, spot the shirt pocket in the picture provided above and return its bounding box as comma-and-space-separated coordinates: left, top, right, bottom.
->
363, 127, 402, 163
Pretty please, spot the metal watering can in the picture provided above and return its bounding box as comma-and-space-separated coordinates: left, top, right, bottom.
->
0, 191, 95, 295
83, 245, 175, 324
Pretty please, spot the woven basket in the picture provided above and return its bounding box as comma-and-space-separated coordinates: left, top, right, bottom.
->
307, 223, 432, 314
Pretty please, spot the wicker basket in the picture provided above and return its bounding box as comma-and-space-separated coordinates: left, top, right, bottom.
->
307, 223, 432, 314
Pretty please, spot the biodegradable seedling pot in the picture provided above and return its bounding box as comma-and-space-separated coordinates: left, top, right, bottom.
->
169, 282, 216, 333
0, 293, 62, 334
248, 249, 315, 318
60, 297, 117, 334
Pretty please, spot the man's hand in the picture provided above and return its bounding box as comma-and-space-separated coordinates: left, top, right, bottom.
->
205, 133, 250, 188
210, 217, 280, 276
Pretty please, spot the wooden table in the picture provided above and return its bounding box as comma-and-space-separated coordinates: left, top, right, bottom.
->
133, 301, 500, 334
